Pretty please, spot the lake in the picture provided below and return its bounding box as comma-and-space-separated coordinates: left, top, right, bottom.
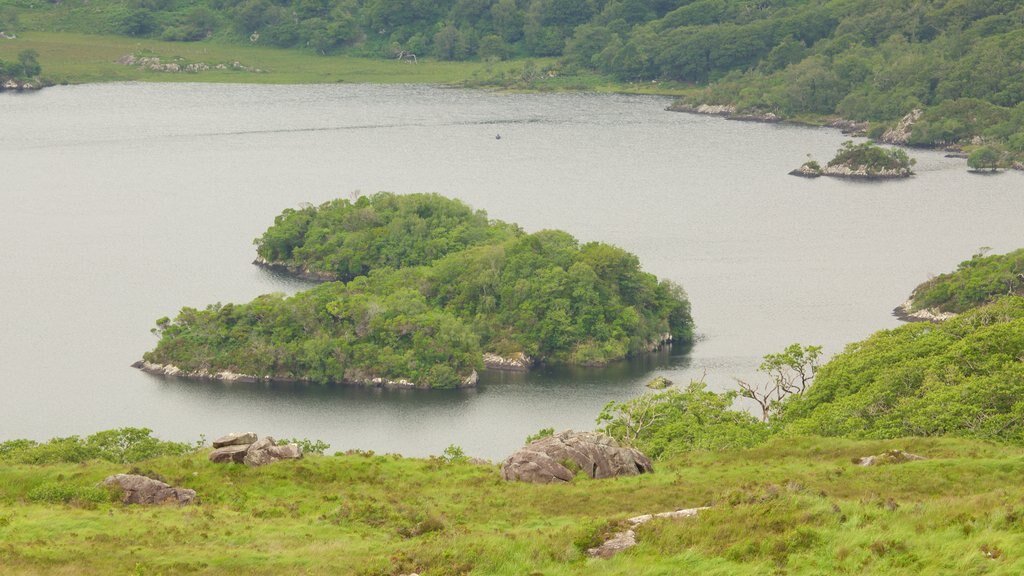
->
1, 82, 1021, 459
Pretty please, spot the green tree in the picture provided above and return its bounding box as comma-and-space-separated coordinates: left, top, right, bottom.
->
967, 145, 1003, 171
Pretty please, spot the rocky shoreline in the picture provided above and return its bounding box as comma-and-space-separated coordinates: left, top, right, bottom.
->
482, 352, 534, 372
253, 256, 339, 282
132, 360, 479, 389
667, 103, 780, 123
1, 78, 44, 92
892, 299, 956, 323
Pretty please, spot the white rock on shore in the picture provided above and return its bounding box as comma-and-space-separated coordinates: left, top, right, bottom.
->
893, 299, 956, 323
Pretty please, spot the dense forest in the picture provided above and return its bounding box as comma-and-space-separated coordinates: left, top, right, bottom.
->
907, 248, 1024, 315
145, 194, 693, 387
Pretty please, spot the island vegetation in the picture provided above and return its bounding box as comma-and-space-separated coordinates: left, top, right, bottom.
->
254, 192, 521, 281
143, 194, 693, 387
792, 141, 915, 179
901, 248, 1024, 317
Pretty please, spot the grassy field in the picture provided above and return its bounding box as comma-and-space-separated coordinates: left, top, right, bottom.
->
0, 31, 692, 95
3, 436, 1024, 575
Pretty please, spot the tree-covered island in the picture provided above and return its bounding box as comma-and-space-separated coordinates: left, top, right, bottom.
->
791, 140, 915, 179
140, 193, 693, 388
896, 247, 1024, 322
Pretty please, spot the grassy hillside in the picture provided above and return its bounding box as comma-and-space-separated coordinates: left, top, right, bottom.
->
3, 436, 1024, 574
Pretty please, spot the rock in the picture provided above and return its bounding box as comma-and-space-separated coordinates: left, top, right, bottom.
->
645, 376, 673, 389
828, 118, 869, 135
587, 507, 708, 559
208, 444, 249, 464
893, 299, 956, 323
695, 103, 736, 115
880, 109, 923, 145
500, 449, 575, 484
789, 163, 823, 178
821, 163, 912, 179
132, 360, 260, 383
501, 430, 653, 483
102, 474, 195, 506
213, 431, 257, 448
854, 449, 926, 466
244, 437, 303, 467
483, 352, 533, 372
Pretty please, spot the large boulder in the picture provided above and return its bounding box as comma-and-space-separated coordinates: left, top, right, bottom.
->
243, 437, 303, 467
102, 474, 195, 505
209, 444, 249, 464
212, 431, 257, 448
501, 430, 653, 484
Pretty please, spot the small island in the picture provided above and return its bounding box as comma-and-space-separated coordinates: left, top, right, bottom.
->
895, 247, 1024, 322
140, 193, 694, 389
791, 141, 915, 179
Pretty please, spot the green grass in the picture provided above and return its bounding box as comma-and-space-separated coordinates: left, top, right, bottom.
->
0, 31, 528, 85
0, 31, 694, 96
3, 436, 1024, 574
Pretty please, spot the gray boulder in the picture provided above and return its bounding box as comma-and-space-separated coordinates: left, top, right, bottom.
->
501, 430, 653, 483
102, 474, 195, 506
854, 449, 926, 466
212, 431, 257, 448
209, 444, 249, 464
244, 437, 303, 467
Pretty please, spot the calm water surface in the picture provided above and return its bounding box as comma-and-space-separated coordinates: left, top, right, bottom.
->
2, 83, 1022, 458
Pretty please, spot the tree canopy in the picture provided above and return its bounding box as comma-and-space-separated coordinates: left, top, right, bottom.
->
145, 194, 693, 388
908, 249, 1024, 315
254, 192, 521, 281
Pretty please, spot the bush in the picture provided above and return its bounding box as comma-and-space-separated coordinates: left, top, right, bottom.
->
0, 428, 194, 464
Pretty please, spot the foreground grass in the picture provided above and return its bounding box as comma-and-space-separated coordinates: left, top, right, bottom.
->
2, 436, 1024, 574
0, 31, 692, 95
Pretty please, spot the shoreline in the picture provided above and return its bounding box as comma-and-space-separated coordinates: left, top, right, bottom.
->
252, 257, 338, 282
891, 300, 957, 323
132, 360, 479, 389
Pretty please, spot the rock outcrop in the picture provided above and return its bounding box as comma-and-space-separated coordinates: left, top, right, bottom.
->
213, 432, 258, 448
827, 118, 869, 136
208, 444, 249, 463
879, 109, 923, 145
133, 360, 476, 389
789, 163, 823, 178
483, 352, 534, 372
252, 256, 339, 282
116, 54, 263, 74
132, 360, 260, 383
102, 474, 196, 506
854, 449, 926, 466
207, 433, 304, 467
587, 507, 708, 558
500, 430, 653, 484
0, 78, 42, 91
668, 103, 780, 123
821, 163, 912, 179
892, 299, 957, 323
